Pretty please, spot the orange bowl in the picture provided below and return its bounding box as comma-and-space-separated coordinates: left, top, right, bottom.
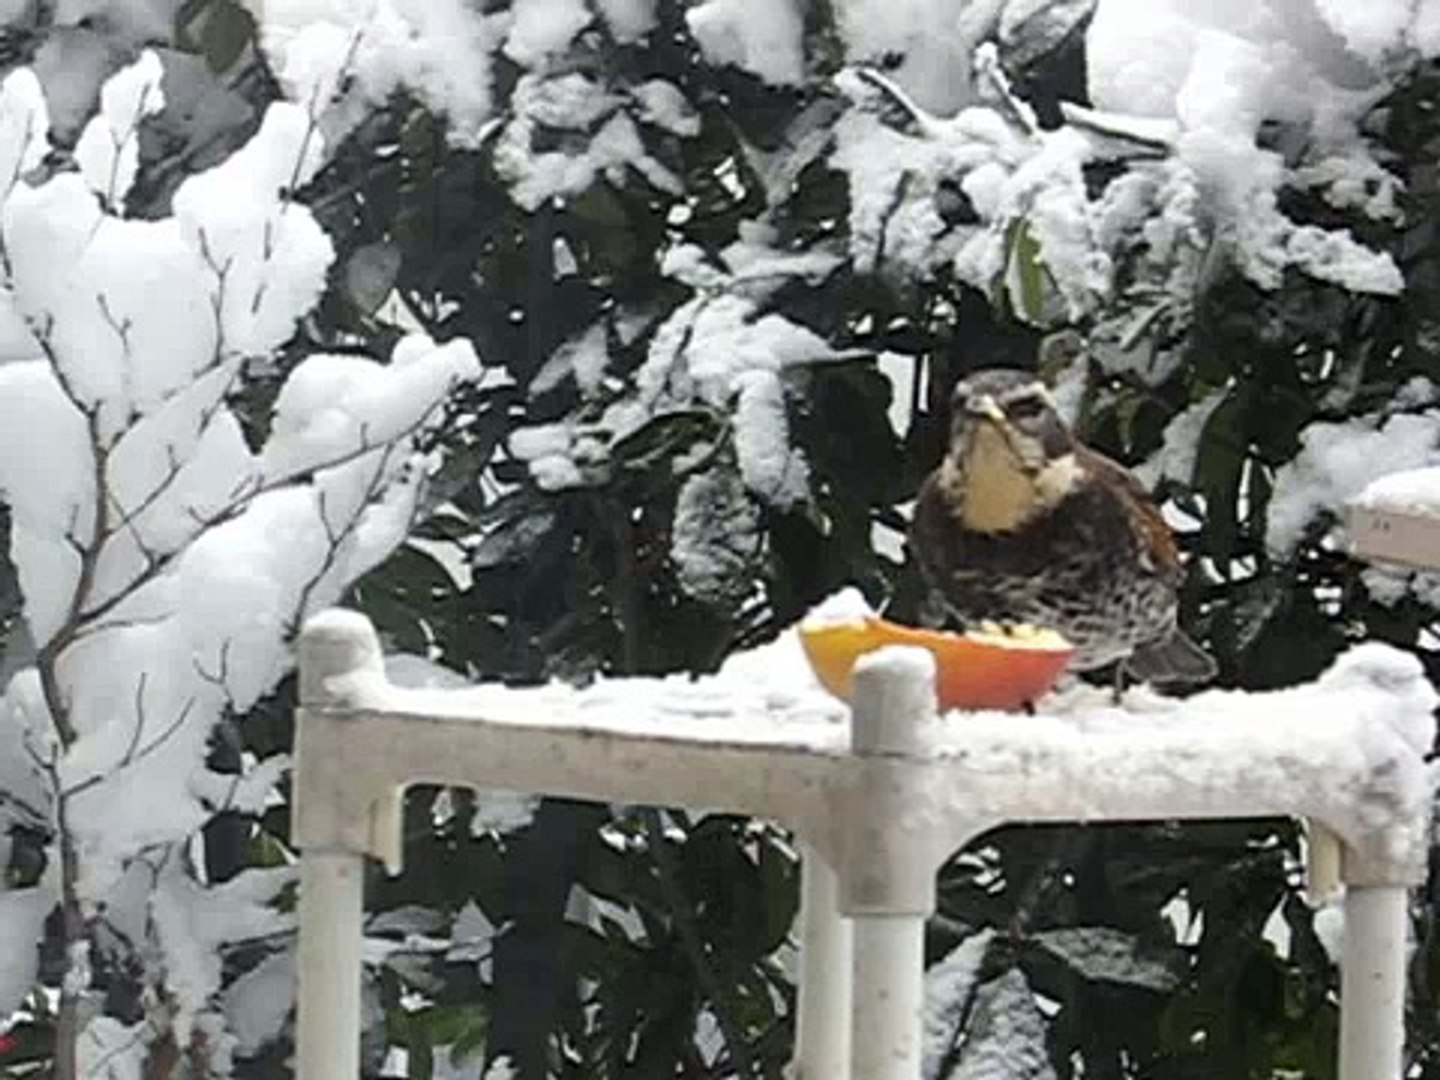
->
798, 614, 1073, 712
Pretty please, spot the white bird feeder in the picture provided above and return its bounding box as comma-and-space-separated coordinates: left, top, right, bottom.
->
290, 478, 1439, 1080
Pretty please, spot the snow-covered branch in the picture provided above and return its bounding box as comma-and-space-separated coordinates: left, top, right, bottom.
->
0, 48, 480, 1077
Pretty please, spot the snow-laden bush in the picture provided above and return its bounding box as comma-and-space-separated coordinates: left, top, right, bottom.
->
214, 0, 1440, 1075
0, 49, 477, 1075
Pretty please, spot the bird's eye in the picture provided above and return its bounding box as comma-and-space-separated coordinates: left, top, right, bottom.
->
1005, 395, 1047, 421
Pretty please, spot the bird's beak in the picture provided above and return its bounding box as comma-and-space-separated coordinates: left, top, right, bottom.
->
966, 394, 1007, 424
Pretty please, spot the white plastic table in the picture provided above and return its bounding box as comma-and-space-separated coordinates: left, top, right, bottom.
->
291, 607, 1434, 1080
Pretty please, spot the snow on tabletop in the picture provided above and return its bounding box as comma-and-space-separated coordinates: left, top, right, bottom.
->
1354, 465, 1440, 517
316, 592, 1434, 848
797, 585, 875, 628
929, 642, 1435, 858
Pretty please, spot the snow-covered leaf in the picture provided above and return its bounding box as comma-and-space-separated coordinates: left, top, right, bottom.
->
1032, 926, 1182, 991
0, 885, 53, 1014
945, 969, 1057, 1080
922, 929, 996, 1080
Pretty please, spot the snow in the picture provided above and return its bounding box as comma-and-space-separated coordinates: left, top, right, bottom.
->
922, 929, 996, 1080
732, 370, 809, 507
1133, 387, 1227, 488
1311, 0, 1440, 61
799, 585, 878, 628
0, 70, 49, 203
827, 0, 1405, 318
1268, 410, 1440, 554
151, 864, 295, 1044
262, 335, 480, 482
245, 0, 504, 148
528, 322, 610, 398
686, 0, 806, 87
220, 949, 296, 1057
946, 969, 1056, 1079
0, 886, 52, 1015
596, 0, 657, 42
671, 469, 761, 605
833, 0, 1002, 115
74, 50, 164, 211
76, 1016, 147, 1080
1031, 926, 1178, 990
1354, 466, 1440, 517
492, 72, 684, 211
308, 592, 1434, 891
0, 52, 481, 1062
631, 79, 702, 138
1313, 898, 1345, 964
505, 0, 593, 66
508, 229, 840, 510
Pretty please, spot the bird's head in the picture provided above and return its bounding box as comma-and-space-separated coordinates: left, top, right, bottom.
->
940, 368, 1081, 532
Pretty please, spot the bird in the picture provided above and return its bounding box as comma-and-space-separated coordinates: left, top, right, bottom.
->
908, 367, 1215, 690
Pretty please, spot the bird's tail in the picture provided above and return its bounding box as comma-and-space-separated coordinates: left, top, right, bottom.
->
1126, 630, 1217, 686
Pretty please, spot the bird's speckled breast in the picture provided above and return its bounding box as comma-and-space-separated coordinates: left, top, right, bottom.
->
911, 470, 1178, 671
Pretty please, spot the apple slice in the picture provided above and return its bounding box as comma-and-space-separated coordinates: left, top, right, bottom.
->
798, 613, 1074, 712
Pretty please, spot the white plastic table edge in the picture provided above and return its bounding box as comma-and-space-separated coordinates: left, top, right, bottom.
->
292, 612, 1432, 1080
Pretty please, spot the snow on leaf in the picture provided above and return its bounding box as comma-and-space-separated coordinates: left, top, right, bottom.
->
0, 885, 53, 1014
172, 103, 334, 359
74, 49, 164, 210
686, 0, 806, 86
922, 928, 996, 1080
247, 0, 504, 149
493, 72, 683, 211
945, 968, 1057, 1080
77, 1016, 147, 1080
671, 467, 762, 606
262, 334, 480, 484
151, 863, 295, 1046
0, 68, 49, 203
1134, 387, 1228, 489
220, 948, 296, 1057
596, 0, 658, 42
4, 175, 220, 438
0, 362, 90, 643
505, 0, 593, 67
833, 0, 1001, 114
1032, 925, 1182, 991
1268, 410, 1440, 555
732, 370, 809, 508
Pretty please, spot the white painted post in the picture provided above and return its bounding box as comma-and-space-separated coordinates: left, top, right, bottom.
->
845, 647, 937, 1080
793, 844, 853, 1080
297, 851, 366, 1080
1338, 884, 1409, 1080
851, 917, 927, 1080
294, 611, 379, 1080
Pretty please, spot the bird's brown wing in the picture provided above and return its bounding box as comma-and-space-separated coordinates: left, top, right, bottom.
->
1076, 445, 1183, 583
